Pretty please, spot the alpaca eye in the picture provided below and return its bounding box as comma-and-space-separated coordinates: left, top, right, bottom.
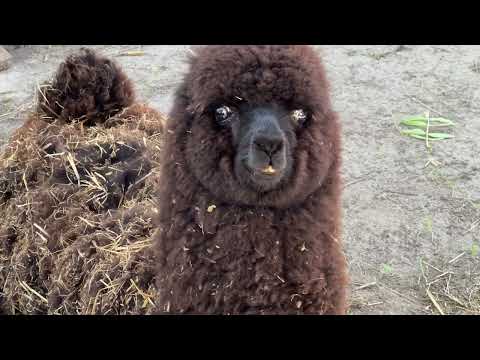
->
215, 105, 233, 125
291, 109, 308, 126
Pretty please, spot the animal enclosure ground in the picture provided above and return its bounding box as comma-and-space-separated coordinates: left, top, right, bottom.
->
1, 45, 479, 314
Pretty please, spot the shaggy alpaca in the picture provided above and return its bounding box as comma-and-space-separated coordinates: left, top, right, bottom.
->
154, 45, 349, 314
0, 49, 163, 314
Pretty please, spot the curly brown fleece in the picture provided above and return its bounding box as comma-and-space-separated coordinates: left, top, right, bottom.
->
154, 45, 349, 314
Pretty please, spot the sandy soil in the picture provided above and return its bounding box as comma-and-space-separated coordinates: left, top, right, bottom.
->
1, 45, 479, 314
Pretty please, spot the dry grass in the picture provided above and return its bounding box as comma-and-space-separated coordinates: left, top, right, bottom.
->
419, 255, 480, 315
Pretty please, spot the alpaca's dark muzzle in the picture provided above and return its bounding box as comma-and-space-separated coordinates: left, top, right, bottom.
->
235, 108, 291, 191
247, 110, 288, 174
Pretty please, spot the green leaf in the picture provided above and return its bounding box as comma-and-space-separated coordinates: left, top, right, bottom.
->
423, 216, 433, 233
381, 264, 393, 274
401, 128, 426, 136
429, 117, 456, 126
427, 132, 455, 139
401, 128, 454, 140
401, 116, 426, 125
400, 116, 455, 128
472, 243, 479, 257
403, 120, 431, 128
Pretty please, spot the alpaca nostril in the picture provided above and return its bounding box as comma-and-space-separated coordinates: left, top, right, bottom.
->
253, 136, 285, 157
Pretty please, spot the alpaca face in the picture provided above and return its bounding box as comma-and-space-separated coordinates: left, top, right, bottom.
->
211, 102, 311, 192
179, 45, 337, 207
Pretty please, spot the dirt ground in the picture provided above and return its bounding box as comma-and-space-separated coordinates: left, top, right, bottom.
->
1, 45, 479, 315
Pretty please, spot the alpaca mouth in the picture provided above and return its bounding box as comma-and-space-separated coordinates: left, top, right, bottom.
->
254, 165, 283, 179
239, 160, 285, 191
260, 165, 277, 175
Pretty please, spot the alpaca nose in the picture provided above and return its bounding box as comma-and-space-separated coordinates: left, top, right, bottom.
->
253, 135, 284, 158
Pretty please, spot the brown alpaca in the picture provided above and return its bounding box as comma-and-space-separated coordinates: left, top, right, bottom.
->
0, 49, 163, 314
154, 45, 349, 314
